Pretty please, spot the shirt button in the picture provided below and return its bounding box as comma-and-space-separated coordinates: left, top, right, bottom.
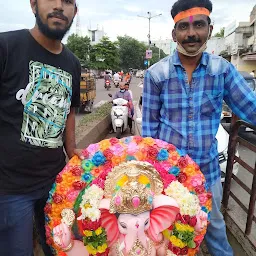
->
189, 97, 192, 100
189, 115, 193, 119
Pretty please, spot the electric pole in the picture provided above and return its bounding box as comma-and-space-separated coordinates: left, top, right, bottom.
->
138, 12, 162, 68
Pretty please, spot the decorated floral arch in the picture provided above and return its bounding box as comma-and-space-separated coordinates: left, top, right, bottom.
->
45, 136, 212, 256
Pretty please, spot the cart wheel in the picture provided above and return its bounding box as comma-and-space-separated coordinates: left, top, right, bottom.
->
116, 127, 122, 139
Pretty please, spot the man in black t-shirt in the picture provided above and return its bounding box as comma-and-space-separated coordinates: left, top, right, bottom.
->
0, 1, 81, 255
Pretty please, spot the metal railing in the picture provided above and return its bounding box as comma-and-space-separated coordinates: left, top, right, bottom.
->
222, 116, 256, 236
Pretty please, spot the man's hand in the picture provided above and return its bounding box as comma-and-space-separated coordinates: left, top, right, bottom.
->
73, 149, 85, 160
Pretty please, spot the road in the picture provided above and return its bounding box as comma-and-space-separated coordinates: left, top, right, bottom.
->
75, 77, 143, 126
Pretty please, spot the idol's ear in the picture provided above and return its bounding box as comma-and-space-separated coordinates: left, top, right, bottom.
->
148, 195, 180, 242
99, 199, 120, 247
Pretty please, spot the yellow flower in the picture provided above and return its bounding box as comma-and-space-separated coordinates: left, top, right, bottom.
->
95, 227, 103, 236
175, 223, 194, 233
163, 229, 171, 239
97, 243, 108, 253
117, 175, 128, 187
170, 235, 186, 249
83, 203, 91, 209
138, 175, 150, 185
83, 230, 93, 237
86, 245, 97, 255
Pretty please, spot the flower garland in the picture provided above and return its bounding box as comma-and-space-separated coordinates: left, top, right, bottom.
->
45, 136, 212, 256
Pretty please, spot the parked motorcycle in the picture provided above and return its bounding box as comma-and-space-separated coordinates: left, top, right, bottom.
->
109, 95, 129, 139
105, 80, 111, 90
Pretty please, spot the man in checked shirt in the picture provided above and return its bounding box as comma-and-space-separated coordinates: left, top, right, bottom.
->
142, 0, 256, 255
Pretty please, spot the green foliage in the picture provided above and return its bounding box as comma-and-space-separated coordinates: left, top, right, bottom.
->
79, 103, 112, 126
214, 27, 225, 38
117, 35, 147, 71
149, 45, 168, 66
90, 36, 120, 70
66, 34, 91, 68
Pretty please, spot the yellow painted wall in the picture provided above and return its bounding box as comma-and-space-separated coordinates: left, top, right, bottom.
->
231, 55, 256, 72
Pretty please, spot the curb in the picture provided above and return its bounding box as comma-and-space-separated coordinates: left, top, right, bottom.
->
77, 114, 112, 149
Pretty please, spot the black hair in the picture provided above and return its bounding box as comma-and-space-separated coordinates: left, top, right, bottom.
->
171, 0, 213, 24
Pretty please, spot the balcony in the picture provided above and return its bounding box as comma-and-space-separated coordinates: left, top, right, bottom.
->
247, 35, 256, 46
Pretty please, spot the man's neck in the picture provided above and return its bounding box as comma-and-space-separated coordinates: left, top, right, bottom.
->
178, 52, 203, 69
30, 26, 63, 54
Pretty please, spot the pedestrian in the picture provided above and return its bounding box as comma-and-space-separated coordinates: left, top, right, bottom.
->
0, 1, 82, 255
142, 0, 256, 255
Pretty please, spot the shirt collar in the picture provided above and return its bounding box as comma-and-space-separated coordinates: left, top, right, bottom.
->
172, 50, 208, 67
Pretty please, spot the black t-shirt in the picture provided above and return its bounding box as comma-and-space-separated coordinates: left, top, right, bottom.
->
0, 29, 81, 195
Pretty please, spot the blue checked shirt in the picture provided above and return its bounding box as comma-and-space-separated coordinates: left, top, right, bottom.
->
142, 51, 256, 187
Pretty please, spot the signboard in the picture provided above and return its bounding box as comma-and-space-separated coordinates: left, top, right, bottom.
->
231, 43, 238, 55
146, 50, 153, 59
144, 59, 149, 66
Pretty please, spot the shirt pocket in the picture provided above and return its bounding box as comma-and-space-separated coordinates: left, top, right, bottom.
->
201, 92, 222, 117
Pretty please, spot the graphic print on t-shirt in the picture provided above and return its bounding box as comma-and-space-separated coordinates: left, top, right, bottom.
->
16, 61, 72, 148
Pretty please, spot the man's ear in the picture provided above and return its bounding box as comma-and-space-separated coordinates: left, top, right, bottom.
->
208, 25, 214, 39
74, 4, 78, 17
172, 29, 177, 42
30, 0, 37, 16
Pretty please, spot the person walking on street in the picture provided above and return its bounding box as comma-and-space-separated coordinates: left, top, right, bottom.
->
0, 1, 82, 255
142, 0, 256, 255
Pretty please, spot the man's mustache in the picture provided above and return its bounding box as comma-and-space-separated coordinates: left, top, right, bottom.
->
48, 12, 68, 22
182, 37, 202, 44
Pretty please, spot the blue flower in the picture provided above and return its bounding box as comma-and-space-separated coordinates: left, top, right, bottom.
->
201, 206, 208, 213
157, 149, 169, 161
82, 172, 93, 183
124, 137, 132, 144
169, 166, 180, 176
92, 152, 106, 167
148, 195, 153, 204
208, 212, 211, 221
126, 155, 136, 161
177, 149, 186, 157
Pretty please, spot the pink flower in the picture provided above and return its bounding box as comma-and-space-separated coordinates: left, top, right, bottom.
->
92, 178, 105, 189
161, 161, 172, 171
163, 174, 177, 188
87, 144, 100, 155
198, 193, 208, 205
155, 139, 169, 148
110, 144, 124, 156
127, 142, 138, 155
191, 174, 203, 187
66, 190, 80, 202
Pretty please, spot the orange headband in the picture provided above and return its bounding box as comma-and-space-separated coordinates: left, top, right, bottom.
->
174, 7, 210, 23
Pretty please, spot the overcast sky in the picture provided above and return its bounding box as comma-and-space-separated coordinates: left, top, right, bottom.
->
0, 0, 255, 42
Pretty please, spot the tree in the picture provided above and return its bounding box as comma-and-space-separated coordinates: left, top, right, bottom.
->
66, 34, 91, 68
214, 28, 225, 38
117, 36, 147, 71
90, 36, 120, 70
149, 45, 168, 66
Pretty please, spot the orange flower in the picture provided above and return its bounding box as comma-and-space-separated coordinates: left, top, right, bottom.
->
99, 140, 111, 151
143, 137, 155, 146
184, 164, 196, 176
112, 156, 122, 166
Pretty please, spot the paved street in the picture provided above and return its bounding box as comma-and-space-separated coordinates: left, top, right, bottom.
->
75, 76, 143, 126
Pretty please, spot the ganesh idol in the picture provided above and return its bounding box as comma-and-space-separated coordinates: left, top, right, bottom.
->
52, 161, 208, 256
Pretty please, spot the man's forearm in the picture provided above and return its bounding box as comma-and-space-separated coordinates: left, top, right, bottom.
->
64, 107, 76, 159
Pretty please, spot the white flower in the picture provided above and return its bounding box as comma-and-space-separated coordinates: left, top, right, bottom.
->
165, 181, 200, 217
78, 185, 104, 220
84, 207, 101, 222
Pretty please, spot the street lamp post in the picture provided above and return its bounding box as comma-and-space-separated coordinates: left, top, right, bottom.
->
138, 12, 162, 67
